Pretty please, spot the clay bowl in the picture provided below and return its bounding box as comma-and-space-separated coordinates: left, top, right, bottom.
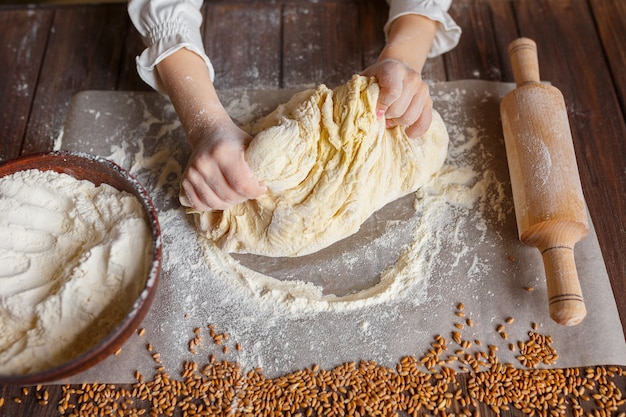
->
0, 151, 161, 384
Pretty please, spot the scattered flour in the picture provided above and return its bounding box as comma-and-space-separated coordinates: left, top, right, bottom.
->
64, 83, 517, 378
0, 169, 153, 375
183, 86, 510, 316
107, 86, 509, 318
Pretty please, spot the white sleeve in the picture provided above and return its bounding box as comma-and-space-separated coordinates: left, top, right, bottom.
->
128, 0, 215, 93
385, 0, 461, 58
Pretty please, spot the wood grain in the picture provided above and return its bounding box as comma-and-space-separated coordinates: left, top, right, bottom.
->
589, 0, 626, 124
446, 0, 509, 81
116, 16, 153, 92
481, 0, 519, 81
22, 4, 129, 155
204, 3, 282, 90
282, 2, 361, 88
357, 0, 388, 69
0, 9, 53, 162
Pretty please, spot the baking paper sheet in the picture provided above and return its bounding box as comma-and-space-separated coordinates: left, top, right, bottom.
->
56, 80, 626, 383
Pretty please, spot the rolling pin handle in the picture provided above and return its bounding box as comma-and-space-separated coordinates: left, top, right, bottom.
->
508, 37, 541, 87
542, 245, 587, 326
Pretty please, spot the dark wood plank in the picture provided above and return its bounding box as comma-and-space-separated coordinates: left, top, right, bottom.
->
22, 4, 129, 155
358, 0, 388, 69
204, 3, 282, 90
282, 2, 361, 88
116, 15, 154, 92
358, 0, 448, 92
589, 0, 626, 119
0, 9, 53, 162
446, 0, 514, 81
423, 57, 448, 84
480, 0, 519, 81
512, 0, 626, 330
0, 385, 62, 417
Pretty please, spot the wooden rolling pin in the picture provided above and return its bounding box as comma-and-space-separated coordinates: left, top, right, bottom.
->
500, 37, 589, 326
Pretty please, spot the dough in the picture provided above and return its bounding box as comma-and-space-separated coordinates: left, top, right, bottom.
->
186, 74, 449, 257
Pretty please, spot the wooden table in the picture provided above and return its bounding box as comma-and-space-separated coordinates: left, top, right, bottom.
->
1, 0, 625, 416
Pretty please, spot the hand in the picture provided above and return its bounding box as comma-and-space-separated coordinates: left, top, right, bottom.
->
155, 49, 266, 211
362, 58, 433, 138
181, 115, 267, 211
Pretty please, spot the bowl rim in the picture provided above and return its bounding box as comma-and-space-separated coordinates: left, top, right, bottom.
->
0, 150, 162, 384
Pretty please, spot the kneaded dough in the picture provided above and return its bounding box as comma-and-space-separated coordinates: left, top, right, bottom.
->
186, 74, 449, 257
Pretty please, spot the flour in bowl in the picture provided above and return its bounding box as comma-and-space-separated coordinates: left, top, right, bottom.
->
0, 169, 152, 375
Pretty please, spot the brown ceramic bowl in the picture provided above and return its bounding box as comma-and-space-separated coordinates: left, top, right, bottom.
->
0, 151, 161, 384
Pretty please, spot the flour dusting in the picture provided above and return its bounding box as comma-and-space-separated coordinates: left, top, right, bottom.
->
86, 84, 515, 377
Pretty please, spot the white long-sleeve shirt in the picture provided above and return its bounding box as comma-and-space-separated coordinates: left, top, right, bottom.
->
128, 0, 461, 93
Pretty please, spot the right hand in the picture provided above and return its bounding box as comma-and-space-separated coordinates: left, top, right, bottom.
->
181, 115, 267, 212
362, 58, 433, 138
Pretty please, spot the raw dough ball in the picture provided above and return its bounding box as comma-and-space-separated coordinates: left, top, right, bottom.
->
187, 74, 449, 257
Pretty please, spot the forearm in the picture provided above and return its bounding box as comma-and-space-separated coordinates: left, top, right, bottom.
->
378, 14, 438, 73
156, 48, 228, 147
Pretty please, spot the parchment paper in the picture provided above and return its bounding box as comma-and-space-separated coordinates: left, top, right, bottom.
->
56, 80, 626, 383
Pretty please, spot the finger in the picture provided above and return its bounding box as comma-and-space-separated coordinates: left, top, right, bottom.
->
375, 74, 403, 118
224, 153, 267, 199
383, 92, 412, 127
405, 101, 434, 138
387, 87, 432, 129
200, 177, 247, 210
180, 177, 213, 212
183, 168, 243, 211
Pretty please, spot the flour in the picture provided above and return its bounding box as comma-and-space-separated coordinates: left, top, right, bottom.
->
0, 169, 153, 375
73, 83, 516, 378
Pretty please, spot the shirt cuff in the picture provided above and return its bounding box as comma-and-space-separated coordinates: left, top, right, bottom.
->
128, 0, 215, 94
385, 0, 462, 58
136, 39, 215, 94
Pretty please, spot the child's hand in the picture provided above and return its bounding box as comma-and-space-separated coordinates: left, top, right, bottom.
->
362, 58, 433, 138
155, 49, 266, 212
181, 116, 266, 211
